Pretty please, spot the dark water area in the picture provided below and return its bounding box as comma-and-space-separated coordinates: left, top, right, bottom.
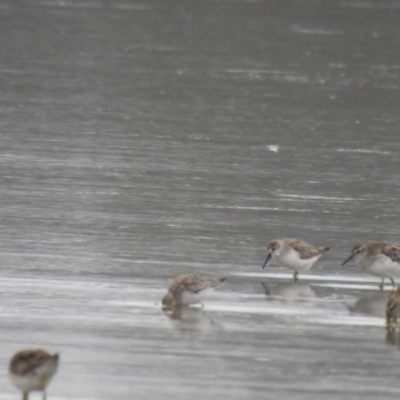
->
0, 0, 400, 398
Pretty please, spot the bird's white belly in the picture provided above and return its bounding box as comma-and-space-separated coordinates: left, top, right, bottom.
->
359, 256, 400, 277
274, 249, 320, 271
10, 372, 44, 392
181, 288, 212, 305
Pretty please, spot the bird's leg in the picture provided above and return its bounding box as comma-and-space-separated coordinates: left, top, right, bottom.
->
293, 271, 298, 282
43, 391, 47, 400
378, 278, 384, 290
22, 392, 28, 400
390, 277, 396, 289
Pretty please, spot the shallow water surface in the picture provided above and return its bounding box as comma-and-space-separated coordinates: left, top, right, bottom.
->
1, 273, 399, 399
1, 0, 400, 399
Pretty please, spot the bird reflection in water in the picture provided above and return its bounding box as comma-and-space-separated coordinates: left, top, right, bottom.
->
262, 281, 316, 302
385, 327, 400, 348
163, 307, 218, 339
349, 293, 388, 318
383, 286, 400, 349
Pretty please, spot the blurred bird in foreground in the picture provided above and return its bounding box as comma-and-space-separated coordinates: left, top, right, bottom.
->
9, 349, 59, 400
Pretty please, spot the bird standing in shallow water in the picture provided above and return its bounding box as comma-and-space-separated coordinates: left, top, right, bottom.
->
386, 285, 400, 325
262, 238, 330, 282
9, 349, 59, 400
342, 241, 400, 290
162, 274, 226, 308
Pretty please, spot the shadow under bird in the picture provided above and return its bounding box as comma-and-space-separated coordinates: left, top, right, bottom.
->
342, 241, 400, 290
162, 274, 226, 308
9, 349, 59, 400
262, 238, 330, 282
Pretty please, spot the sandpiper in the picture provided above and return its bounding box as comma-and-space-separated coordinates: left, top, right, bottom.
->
162, 274, 226, 308
386, 285, 400, 324
9, 349, 59, 400
342, 241, 400, 289
262, 238, 330, 282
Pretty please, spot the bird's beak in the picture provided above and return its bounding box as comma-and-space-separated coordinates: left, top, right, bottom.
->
262, 253, 272, 269
341, 253, 354, 266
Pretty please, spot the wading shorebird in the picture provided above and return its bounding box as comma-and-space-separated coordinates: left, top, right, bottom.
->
342, 241, 400, 290
162, 274, 226, 309
9, 349, 59, 400
262, 238, 330, 282
386, 285, 400, 325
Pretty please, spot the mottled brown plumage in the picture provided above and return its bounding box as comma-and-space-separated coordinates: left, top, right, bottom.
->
9, 350, 55, 376
274, 239, 329, 259
162, 274, 226, 308
349, 241, 400, 262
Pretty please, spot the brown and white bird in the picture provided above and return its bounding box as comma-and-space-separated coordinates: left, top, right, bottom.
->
342, 241, 400, 289
162, 274, 226, 308
262, 238, 330, 281
386, 285, 400, 324
9, 349, 59, 400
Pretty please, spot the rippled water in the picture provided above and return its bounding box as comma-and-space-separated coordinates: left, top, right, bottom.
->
1, 0, 400, 398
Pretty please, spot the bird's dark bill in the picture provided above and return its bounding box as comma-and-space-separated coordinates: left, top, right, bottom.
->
262, 253, 272, 269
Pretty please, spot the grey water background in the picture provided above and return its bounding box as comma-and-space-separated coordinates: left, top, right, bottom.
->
0, 0, 400, 398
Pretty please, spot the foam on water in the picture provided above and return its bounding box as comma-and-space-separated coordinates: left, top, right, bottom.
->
336, 148, 391, 155
231, 271, 386, 284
